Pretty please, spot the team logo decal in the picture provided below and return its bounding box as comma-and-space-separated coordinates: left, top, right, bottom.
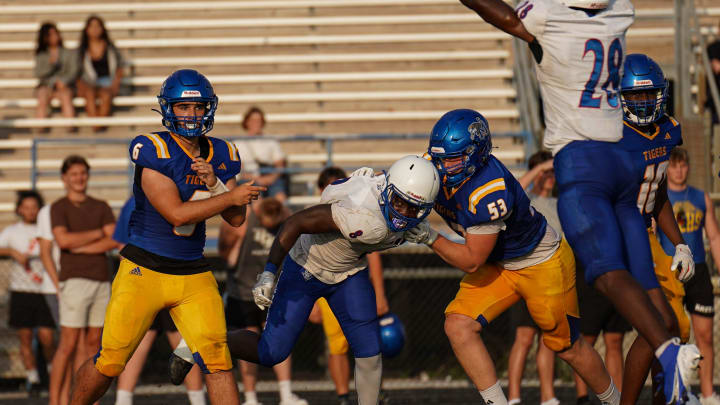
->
349, 230, 363, 238
181, 90, 202, 98
468, 117, 489, 141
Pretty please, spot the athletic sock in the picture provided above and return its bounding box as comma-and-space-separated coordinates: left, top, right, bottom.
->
508, 398, 521, 405
278, 380, 293, 402
115, 389, 134, 405
187, 389, 206, 405
596, 379, 621, 405
479, 381, 508, 405
26, 368, 39, 384
245, 391, 258, 404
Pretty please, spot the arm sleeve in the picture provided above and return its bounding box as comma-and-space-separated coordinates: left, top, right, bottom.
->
466, 219, 507, 234
331, 203, 387, 245
129, 135, 171, 175
100, 201, 116, 226
58, 48, 80, 85
270, 140, 286, 162
0, 228, 10, 248
34, 53, 55, 79
50, 202, 68, 230
516, 0, 547, 42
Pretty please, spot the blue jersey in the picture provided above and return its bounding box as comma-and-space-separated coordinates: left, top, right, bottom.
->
128, 131, 241, 260
659, 186, 707, 263
112, 196, 135, 245
434, 155, 547, 262
616, 115, 683, 227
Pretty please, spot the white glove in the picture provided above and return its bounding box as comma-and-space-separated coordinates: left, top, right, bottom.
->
671, 244, 695, 283
252, 271, 276, 310
350, 167, 375, 178
404, 219, 438, 246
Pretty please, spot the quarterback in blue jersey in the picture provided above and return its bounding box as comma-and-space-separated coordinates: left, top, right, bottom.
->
615, 54, 700, 405
405, 109, 621, 405
70, 69, 265, 405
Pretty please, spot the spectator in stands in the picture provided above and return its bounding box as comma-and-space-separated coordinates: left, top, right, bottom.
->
218, 197, 308, 405
506, 151, 558, 405
307, 166, 390, 405
34, 22, 78, 130
707, 22, 720, 124
48, 155, 117, 405
658, 147, 720, 405
235, 106, 288, 202
111, 196, 206, 405
0, 190, 57, 394
76, 15, 123, 132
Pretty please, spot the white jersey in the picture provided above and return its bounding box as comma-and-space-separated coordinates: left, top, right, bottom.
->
288, 174, 404, 284
519, 0, 635, 154
0, 221, 56, 294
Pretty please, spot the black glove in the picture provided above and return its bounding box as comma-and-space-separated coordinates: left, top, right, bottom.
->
528, 38, 543, 64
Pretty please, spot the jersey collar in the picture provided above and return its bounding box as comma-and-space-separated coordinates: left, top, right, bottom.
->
623, 120, 660, 140
170, 133, 214, 163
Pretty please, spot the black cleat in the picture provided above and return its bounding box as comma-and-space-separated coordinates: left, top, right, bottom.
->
168, 353, 193, 385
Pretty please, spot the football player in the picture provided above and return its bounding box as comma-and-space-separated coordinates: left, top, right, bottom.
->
406, 109, 620, 405
457, 0, 700, 402
170, 156, 440, 405
69, 69, 265, 405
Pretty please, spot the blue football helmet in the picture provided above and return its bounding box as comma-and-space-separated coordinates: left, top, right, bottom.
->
156, 69, 218, 137
620, 54, 668, 125
379, 156, 440, 232
428, 109, 492, 187
379, 313, 405, 358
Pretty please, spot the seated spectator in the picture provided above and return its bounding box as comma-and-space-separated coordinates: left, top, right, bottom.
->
34, 22, 77, 130
235, 106, 288, 202
0, 191, 57, 394
76, 15, 123, 132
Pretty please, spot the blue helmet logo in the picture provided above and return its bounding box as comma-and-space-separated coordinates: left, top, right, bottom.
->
620, 54, 668, 125
428, 109, 492, 187
156, 69, 218, 137
379, 313, 405, 358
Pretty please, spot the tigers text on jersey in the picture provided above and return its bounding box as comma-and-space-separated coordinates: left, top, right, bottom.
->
128, 131, 241, 260
616, 115, 683, 227
433, 155, 551, 267
518, 0, 635, 154
288, 174, 405, 284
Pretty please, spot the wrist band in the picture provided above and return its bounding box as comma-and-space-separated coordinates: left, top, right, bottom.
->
208, 179, 229, 196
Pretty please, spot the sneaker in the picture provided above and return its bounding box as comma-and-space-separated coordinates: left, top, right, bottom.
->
657, 340, 701, 405
700, 393, 720, 405
168, 353, 194, 385
543, 399, 560, 405
576, 396, 591, 405
338, 398, 351, 405
279, 393, 308, 405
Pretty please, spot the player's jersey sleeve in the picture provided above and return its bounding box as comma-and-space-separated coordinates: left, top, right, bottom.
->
464, 177, 514, 227
516, 0, 548, 42
331, 201, 388, 245
129, 134, 172, 176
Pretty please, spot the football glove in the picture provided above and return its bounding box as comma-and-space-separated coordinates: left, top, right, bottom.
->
404, 219, 438, 246
252, 271, 276, 310
350, 167, 375, 178
671, 244, 694, 283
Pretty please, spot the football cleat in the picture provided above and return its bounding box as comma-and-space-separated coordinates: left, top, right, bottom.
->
657, 340, 701, 405
168, 352, 194, 385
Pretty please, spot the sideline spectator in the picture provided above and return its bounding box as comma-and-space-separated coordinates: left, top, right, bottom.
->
34, 22, 77, 129
506, 151, 558, 405
658, 147, 720, 405
48, 155, 117, 405
218, 197, 307, 405
0, 191, 57, 394
112, 196, 206, 405
76, 15, 123, 132
307, 166, 390, 405
235, 106, 288, 202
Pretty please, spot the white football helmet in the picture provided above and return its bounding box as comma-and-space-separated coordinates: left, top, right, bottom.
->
380, 155, 440, 232
561, 0, 609, 10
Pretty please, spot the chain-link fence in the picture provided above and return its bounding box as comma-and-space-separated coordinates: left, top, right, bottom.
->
0, 253, 717, 387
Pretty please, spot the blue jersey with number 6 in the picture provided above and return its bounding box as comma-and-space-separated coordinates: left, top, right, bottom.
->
517, 0, 635, 154
128, 131, 241, 260
433, 154, 547, 262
